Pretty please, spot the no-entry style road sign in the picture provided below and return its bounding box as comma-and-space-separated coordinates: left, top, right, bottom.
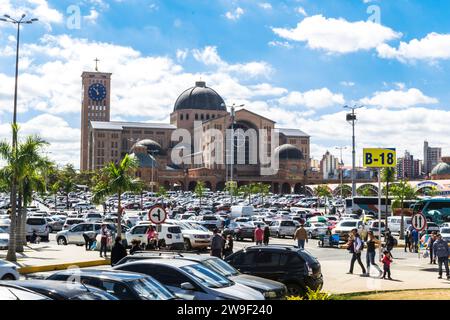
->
363, 148, 397, 168
148, 205, 167, 225
412, 213, 427, 232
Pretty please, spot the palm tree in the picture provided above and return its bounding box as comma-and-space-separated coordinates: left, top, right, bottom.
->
195, 181, 206, 206
92, 155, 141, 236
391, 180, 417, 239
315, 185, 332, 214
0, 125, 49, 261
381, 167, 396, 231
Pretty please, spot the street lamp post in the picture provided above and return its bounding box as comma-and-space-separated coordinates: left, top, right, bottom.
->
335, 147, 347, 199
0, 14, 38, 262
344, 105, 362, 209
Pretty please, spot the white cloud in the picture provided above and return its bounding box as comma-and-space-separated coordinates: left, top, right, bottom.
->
340, 81, 355, 87
259, 3, 272, 10
272, 15, 401, 54
297, 7, 307, 16
84, 9, 99, 24
176, 49, 189, 62
192, 46, 273, 78
360, 88, 438, 109
0, 0, 63, 29
268, 41, 293, 49
225, 7, 244, 20
377, 32, 450, 63
279, 88, 345, 109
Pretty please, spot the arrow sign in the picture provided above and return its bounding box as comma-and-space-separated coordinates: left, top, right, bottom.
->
412, 213, 427, 232
148, 205, 167, 225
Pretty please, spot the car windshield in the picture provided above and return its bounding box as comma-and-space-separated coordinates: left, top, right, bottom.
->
203, 216, 217, 221
189, 223, 209, 232
180, 264, 232, 288
128, 278, 175, 300
202, 258, 239, 277
340, 222, 357, 227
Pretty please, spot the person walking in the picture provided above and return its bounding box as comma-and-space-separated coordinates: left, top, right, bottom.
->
432, 234, 450, 280
411, 228, 419, 253
211, 228, 224, 258
146, 225, 158, 250
365, 231, 382, 277
380, 250, 393, 280
404, 228, 411, 253
293, 224, 308, 249
348, 229, 367, 276
263, 226, 270, 246
427, 232, 437, 264
111, 236, 127, 266
254, 225, 264, 245
223, 235, 234, 258
100, 224, 110, 258
385, 231, 396, 258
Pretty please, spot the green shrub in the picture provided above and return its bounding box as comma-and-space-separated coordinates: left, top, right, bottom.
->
287, 288, 332, 300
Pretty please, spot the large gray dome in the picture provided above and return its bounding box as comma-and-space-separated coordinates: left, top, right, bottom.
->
174, 81, 226, 112
431, 162, 450, 176
275, 144, 304, 161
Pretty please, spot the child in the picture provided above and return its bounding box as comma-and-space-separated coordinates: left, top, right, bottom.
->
381, 250, 393, 280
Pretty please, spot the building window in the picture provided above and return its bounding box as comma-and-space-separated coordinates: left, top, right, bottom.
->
180, 114, 184, 121
201, 114, 204, 120
212, 114, 215, 119
206, 114, 210, 120
195, 114, 198, 120
186, 114, 189, 120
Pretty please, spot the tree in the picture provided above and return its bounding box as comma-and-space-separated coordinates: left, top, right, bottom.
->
225, 181, 238, 198
315, 185, 332, 214
358, 185, 377, 197
195, 181, 206, 206
0, 125, 49, 261
423, 186, 440, 197
239, 184, 255, 204
391, 180, 417, 239
254, 182, 270, 205
60, 164, 77, 209
92, 154, 141, 236
381, 167, 396, 233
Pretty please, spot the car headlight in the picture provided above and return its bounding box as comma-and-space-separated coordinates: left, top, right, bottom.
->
261, 290, 277, 298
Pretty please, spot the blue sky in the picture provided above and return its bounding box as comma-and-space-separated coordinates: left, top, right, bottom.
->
0, 0, 450, 167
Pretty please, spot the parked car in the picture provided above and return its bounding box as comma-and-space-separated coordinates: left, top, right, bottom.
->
440, 227, 450, 242
126, 223, 184, 250
425, 222, 440, 234
47, 269, 176, 300
222, 222, 256, 241
190, 215, 223, 231
83, 212, 103, 223
387, 216, 412, 234
62, 218, 85, 230
0, 227, 9, 250
303, 222, 328, 239
57, 223, 128, 246
25, 217, 49, 241
332, 219, 364, 241
116, 252, 287, 300
0, 283, 51, 300
8, 280, 118, 300
269, 220, 297, 238
165, 220, 212, 250
45, 217, 64, 233
114, 258, 265, 300
0, 259, 20, 280
225, 245, 323, 296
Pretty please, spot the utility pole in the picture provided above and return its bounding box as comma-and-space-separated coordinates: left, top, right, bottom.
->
335, 147, 347, 199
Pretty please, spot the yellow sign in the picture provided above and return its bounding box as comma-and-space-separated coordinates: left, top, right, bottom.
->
363, 148, 397, 168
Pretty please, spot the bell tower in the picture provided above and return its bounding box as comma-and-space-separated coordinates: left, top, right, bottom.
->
80, 63, 112, 171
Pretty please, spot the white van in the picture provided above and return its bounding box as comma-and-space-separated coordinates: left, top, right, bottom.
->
387, 216, 412, 234
230, 206, 254, 219
126, 222, 184, 250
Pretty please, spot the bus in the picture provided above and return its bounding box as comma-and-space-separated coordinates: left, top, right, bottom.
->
345, 197, 392, 216
412, 198, 450, 223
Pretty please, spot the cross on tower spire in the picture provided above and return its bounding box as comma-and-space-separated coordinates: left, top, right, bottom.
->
94, 58, 100, 72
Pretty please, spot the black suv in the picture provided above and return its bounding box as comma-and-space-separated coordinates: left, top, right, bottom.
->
224, 245, 323, 296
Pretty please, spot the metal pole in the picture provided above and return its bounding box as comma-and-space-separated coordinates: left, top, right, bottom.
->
230, 105, 235, 205
352, 108, 356, 199
378, 167, 382, 258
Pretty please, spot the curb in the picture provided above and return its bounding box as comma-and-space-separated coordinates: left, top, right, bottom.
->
18, 259, 111, 275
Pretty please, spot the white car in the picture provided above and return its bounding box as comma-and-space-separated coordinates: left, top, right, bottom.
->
57, 223, 128, 246
126, 223, 184, 250
0, 259, 20, 280
25, 217, 49, 241
440, 227, 450, 242
333, 219, 364, 241
269, 220, 297, 238
83, 212, 103, 223
304, 222, 329, 239
165, 219, 212, 250
0, 226, 9, 250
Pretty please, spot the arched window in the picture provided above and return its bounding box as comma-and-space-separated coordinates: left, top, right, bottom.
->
186, 113, 189, 120
201, 114, 204, 120
180, 114, 184, 121
206, 114, 210, 120
195, 114, 198, 120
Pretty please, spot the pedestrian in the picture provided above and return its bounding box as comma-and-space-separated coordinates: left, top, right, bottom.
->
347, 229, 367, 276
411, 228, 419, 253
211, 228, 224, 258
432, 234, 450, 280
404, 228, 411, 253
83, 231, 96, 251
263, 226, 270, 246
129, 239, 141, 255
146, 225, 158, 250
254, 225, 264, 245
380, 250, 393, 280
100, 224, 110, 258
111, 236, 127, 266
223, 235, 234, 258
365, 231, 382, 277
427, 232, 437, 264
385, 231, 396, 258
293, 224, 308, 249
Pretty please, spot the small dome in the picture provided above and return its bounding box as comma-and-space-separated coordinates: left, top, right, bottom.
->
431, 162, 450, 176
275, 144, 304, 161
174, 81, 226, 112
131, 139, 162, 155
129, 153, 157, 169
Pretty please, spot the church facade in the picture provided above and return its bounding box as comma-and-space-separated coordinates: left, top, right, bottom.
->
80, 70, 319, 193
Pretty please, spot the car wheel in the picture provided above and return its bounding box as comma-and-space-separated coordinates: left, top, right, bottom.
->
1, 274, 16, 281
286, 283, 304, 296
57, 237, 67, 245
308, 232, 313, 239
48, 227, 53, 233
184, 238, 192, 251
276, 232, 281, 238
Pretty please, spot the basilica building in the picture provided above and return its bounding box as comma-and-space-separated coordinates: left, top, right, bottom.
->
80, 70, 318, 193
